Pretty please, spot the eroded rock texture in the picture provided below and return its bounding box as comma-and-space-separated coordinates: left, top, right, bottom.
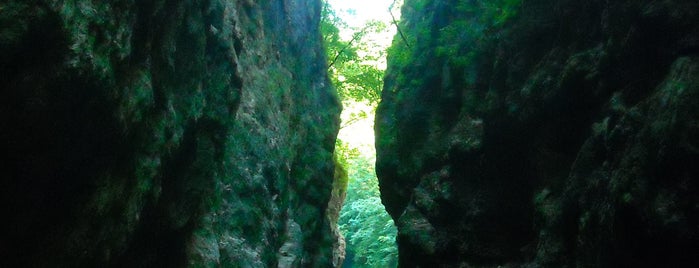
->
0, 0, 341, 267
376, 0, 699, 267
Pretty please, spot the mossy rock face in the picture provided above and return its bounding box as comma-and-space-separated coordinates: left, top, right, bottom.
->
377, 0, 699, 266
1, 0, 340, 267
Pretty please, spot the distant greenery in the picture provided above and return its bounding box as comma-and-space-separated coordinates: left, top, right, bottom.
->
339, 154, 398, 268
322, 1, 399, 267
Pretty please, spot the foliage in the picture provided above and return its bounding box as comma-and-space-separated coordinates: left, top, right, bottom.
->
321, 3, 385, 106
335, 139, 360, 168
338, 155, 398, 268
321, 3, 356, 71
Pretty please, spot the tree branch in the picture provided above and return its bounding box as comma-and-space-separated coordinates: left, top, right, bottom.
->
389, 0, 411, 48
327, 31, 362, 69
340, 115, 365, 129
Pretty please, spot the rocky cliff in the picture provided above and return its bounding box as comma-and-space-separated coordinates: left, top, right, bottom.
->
377, 0, 698, 267
1, 0, 341, 267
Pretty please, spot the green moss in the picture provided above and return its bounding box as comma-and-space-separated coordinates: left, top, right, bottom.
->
622, 192, 633, 203
333, 155, 349, 194
56, 0, 130, 77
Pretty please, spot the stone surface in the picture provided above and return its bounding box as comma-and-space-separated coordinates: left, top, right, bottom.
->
0, 0, 341, 267
376, 0, 699, 267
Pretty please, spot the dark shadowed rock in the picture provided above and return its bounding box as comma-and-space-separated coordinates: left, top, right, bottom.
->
377, 0, 698, 267
0, 0, 341, 267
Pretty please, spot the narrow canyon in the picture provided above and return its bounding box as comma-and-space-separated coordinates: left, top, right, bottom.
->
1, 0, 697, 267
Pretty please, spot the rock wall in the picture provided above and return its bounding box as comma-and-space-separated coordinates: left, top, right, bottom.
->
0, 0, 341, 267
376, 0, 698, 267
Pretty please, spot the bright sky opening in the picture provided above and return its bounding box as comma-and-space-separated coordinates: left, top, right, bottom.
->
328, 0, 400, 155
327, 0, 399, 28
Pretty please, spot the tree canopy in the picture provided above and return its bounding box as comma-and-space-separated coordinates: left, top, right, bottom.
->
321, 3, 385, 106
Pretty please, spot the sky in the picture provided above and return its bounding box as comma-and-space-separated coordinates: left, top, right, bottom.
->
327, 0, 399, 29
